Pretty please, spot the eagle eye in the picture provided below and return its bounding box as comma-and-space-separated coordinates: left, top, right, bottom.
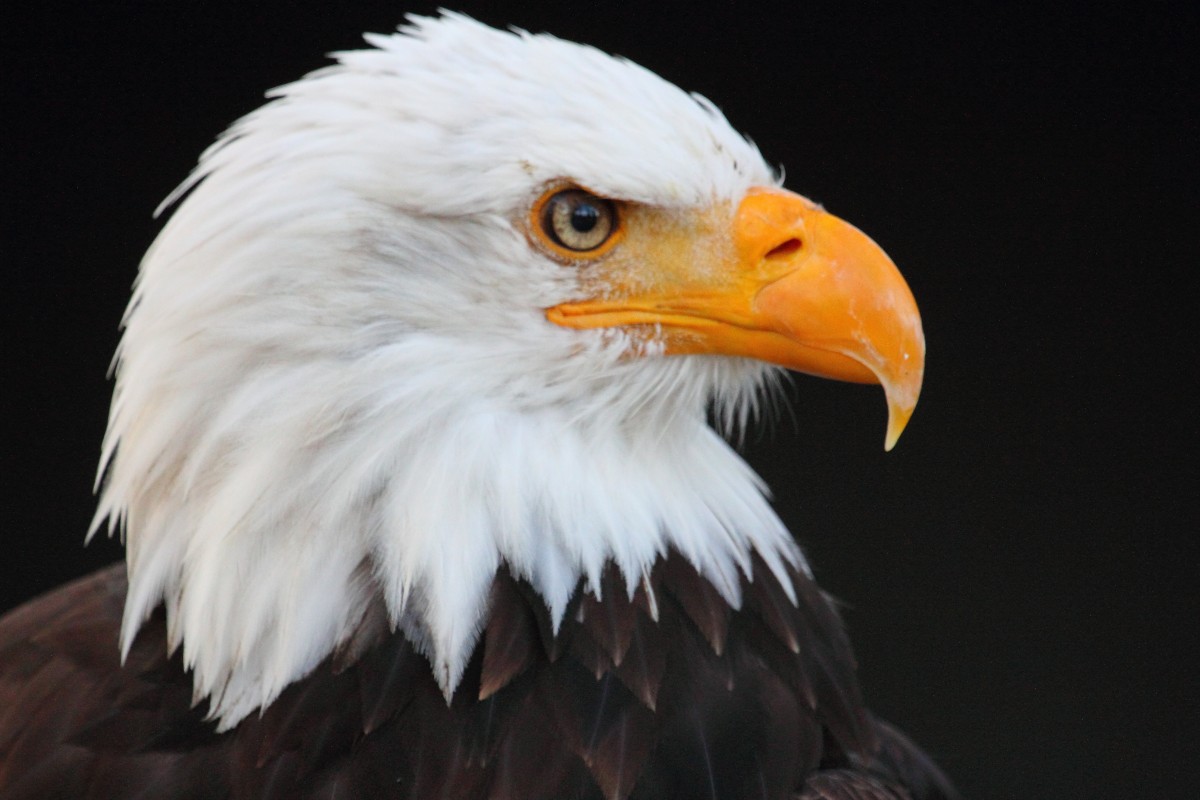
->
533, 188, 620, 257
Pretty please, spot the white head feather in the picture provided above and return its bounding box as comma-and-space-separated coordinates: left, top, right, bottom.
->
92, 13, 804, 730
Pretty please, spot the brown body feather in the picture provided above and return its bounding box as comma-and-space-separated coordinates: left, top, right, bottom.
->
0, 556, 956, 800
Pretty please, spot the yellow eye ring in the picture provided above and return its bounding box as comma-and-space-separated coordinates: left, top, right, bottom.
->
530, 186, 623, 260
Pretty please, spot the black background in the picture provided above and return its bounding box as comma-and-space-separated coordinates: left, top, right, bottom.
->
2, 1, 1196, 797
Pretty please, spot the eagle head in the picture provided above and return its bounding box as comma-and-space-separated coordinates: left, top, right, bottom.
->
92, 13, 923, 728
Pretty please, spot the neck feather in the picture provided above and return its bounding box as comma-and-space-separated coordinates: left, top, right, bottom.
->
99, 336, 801, 729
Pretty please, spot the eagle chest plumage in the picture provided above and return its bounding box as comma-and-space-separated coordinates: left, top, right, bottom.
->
0, 556, 948, 800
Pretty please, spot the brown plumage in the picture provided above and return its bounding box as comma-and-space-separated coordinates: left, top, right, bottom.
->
0, 553, 956, 799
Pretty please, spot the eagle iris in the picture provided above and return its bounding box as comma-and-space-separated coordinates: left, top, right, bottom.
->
541, 189, 616, 252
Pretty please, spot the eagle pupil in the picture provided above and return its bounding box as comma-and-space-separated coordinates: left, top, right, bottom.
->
571, 203, 599, 233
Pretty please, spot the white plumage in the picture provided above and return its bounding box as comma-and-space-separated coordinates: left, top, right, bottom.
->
93, 13, 804, 729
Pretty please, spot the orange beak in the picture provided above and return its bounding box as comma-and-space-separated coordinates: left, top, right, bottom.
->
547, 187, 925, 450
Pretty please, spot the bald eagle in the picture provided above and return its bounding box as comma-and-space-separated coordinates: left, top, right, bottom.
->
0, 14, 954, 800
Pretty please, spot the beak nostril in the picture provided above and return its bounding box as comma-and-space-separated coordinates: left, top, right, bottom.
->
765, 237, 802, 260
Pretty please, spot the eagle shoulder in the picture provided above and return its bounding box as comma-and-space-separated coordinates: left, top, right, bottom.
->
0, 555, 955, 800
